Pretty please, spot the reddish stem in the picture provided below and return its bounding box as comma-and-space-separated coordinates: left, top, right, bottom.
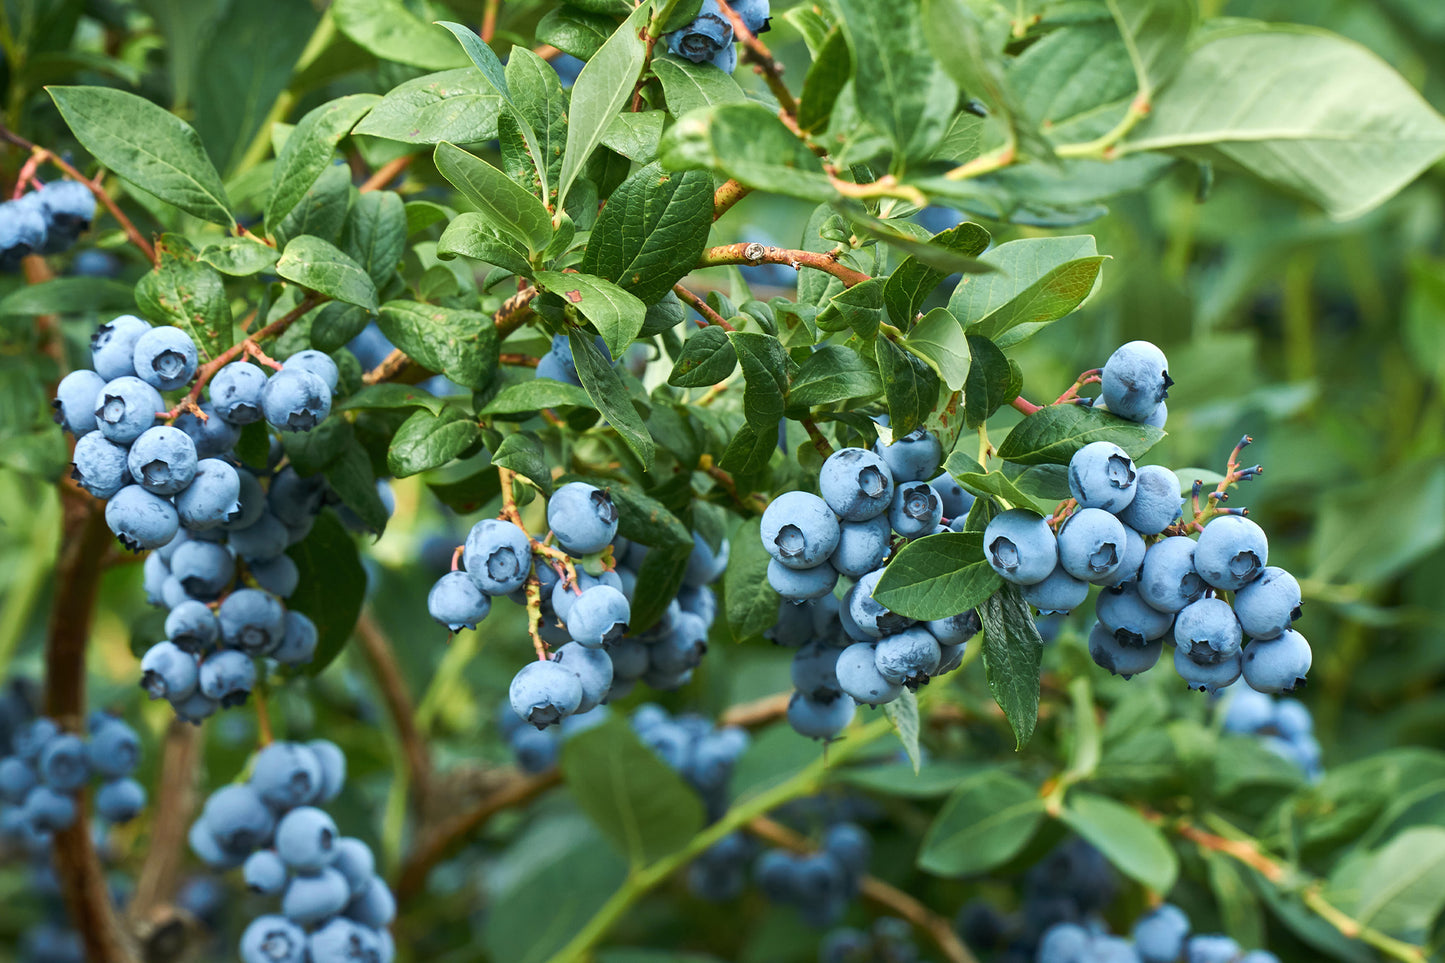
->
1010, 396, 1042, 415
673, 283, 734, 331
699, 243, 871, 288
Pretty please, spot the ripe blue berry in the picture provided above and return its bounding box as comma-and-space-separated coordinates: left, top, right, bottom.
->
282, 866, 350, 925
175, 402, 241, 458
308, 739, 347, 803
210, 362, 268, 425
132, 325, 198, 391
275, 805, 338, 871
71, 432, 131, 499
646, 612, 709, 676
95, 777, 146, 822
564, 585, 631, 647
510, 726, 560, 773
1231, 566, 1301, 639
831, 516, 892, 578
1186, 935, 1243, 963
790, 642, 842, 700
252, 742, 324, 810
927, 609, 980, 646
761, 491, 840, 570
1133, 903, 1190, 963
201, 783, 275, 853
428, 571, 492, 631
1057, 508, 1127, 582
244, 849, 289, 895
331, 837, 375, 896
38, 733, 89, 792
1117, 465, 1182, 534
38, 180, 96, 247
225, 469, 268, 531
251, 554, 300, 598
53, 369, 106, 436
218, 589, 287, 654
1022, 565, 1089, 615
551, 568, 623, 621
1101, 340, 1171, 422
268, 467, 329, 528
240, 914, 308, 963
1088, 621, 1162, 680
0, 757, 36, 804
682, 534, 729, 587
1242, 629, 1312, 694
125, 425, 199, 495
873, 428, 942, 482
13, 718, 59, 762
888, 480, 943, 538
767, 558, 838, 601
983, 509, 1058, 585
170, 539, 235, 599
228, 513, 290, 562
262, 368, 332, 432
1174, 597, 1243, 663
140, 641, 199, 701
1194, 514, 1268, 590
1173, 645, 1241, 693
819, 447, 894, 521
346, 876, 397, 928
786, 690, 856, 740
198, 649, 256, 707
1098, 524, 1148, 588
847, 568, 913, 639
547, 482, 619, 556
1138, 536, 1207, 612
1067, 442, 1138, 513
463, 519, 532, 595
510, 659, 584, 729
667, 1, 733, 63
1037, 923, 1091, 963
308, 918, 383, 963
929, 472, 975, 521
284, 349, 340, 390
552, 642, 614, 714
90, 315, 150, 380
94, 376, 163, 444
176, 458, 242, 529
1096, 581, 1176, 646
24, 784, 77, 831
874, 626, 941, 687
85, 718, 140, 778
534, 350, 578, 385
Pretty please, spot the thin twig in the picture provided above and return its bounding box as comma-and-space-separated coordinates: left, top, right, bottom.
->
480, 0, 500, 42
715, 0, 798, 117
1009, 396, 1042, 415
713, 179, 750, 219
359, 155, 412, 193
699, 243, 871, 288
673, 283, 734, 330
800, 417, 834, 459
129, 721, 201, 919
355, 610, 433, 807
719, 691, 790, 728
500, 353, 540, 368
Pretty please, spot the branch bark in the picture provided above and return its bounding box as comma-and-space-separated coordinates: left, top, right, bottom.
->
354, 610, 432, 810
129, 720, 201, 919
699, 243, 871, 287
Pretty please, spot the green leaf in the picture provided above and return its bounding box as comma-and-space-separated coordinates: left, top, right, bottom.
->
1349, 827, 1445, 940
338, 383, 446, 417
816, 278, 885, 338
797, 28, 852, 133
265, 94, 380, 234
996, 405, 1166, 466
134, 234, 233, 363
323, 445, 389, 536
833, 0, 958, 163
332, 0, 469, 70
434, 142, 553, 256
341, 190, 407, 285
280, 418, 354, 476
839, 204, 995, 275
48, 85, 232, 227
884, 222, 991, 326
537, 7, 617, 60
492, 432, 554, 496
376, 300, 499, 391
600, 110, 665, 163
500, 47, 570, 206
918, 771, 1046, 877
310, 303, 374, 354
273, 164, 353, 249
951, 236, 1107, 348
535, 273, 647, 358
1061, 792, 1179, 894
569, 332, 654, 470
979, 584, 1043, 749
579, 162, 714, 305
387, 406, 481, 477
436, 213, 533, 277
276, 236, 378, 311
481, 379, 596, 416
0, 278, 135, 317
883, 688, 922, 773
788, 344, 882, 409
725, 517, 783, 643
1124, 25, 1445, 220
873, 532, 1002, 621
652, 55, 746, 117
197, 236, 281, 277
668, 326, 737, 388
1107, 0, 1195, 96
288, 511, 367, 676
660, 102, 835, 202
561, 716, 706, 867
905, 308, 971, 391
1310, 457, 1445, 586
963, 334, 1016, 428
352, 68, 503, 144
877, 337, 940, 437
558, 3, 650, 209
730, 331, 789, 426
949, 468, 1052, 516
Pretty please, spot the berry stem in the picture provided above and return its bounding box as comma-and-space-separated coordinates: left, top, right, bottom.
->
800, 416, 834, 459
673, 283, 735, 331
715, 0, 799, 117
712, 178, 750, 219
698, 243, 873, 288
1009, 396, 1043, 415
1053, 368, 1103, 405
252, 678, 274, 746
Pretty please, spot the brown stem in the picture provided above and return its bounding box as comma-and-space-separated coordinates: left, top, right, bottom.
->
252, 681, 274, 746
394, 769, 562, 903
699, 243, 871, 288
480, 0, 500, 42
355, 610, 432, 808
22, 253, 64, 370
800, 417, 834, 459
672, 283, 734, 331
361, 349, 414, 386
500, 353, 540, 368
1009, 396, 1042, 415
747, 816, 979, 963
715, 0, 799, 117
718, 691, 790, 728
713, 179, 750, 219
359, 154, 413, 194
129, 721, 201, 919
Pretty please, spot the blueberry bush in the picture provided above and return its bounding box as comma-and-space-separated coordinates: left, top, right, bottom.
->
2, 1, 1445, 961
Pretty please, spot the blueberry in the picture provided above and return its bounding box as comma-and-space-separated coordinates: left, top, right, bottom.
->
53, 369, 107, 436
226, 469, 268, 531
268, 467, 330, 528
1092, 935, 1143, 963
1239, 954, 1281, 963
1098, 523, 1148, 588
1088, 621, 1162, 680
831, 515, 892, 578
282, 866, 351, 925
170, 689, 220, 725
550, 569, 621, 621
1274, 699, 1313, 740
873, 429, 942, 483
463, 519, 533, 595
786, 690, 856, 740
768, 557, 838, 601
678, 584, 717, 625
1220, 683, 1276, 733
132, 325, 198, 391
0, 757, 36, 804
90, 315, 150, 380
761, 491, 840, 570
888, 480, 943, 538
819, 447, 894, 521
1173, 645, 1241, 693
1117, 465, 1182, 534
1232, 566, 1301, 639
1022, 565, 1089, 615
1138, 536, 1207, 613
284, 349, 340, 390
244, 849, 289, 894
140, 641, 198, 700
210, 362, 269, 424
936, 641, 966, 674
94, 375, 163, 444
646, 612, 709, 675
331, 837, 375, 896
275, 805, 338, 871
927, 608, 980, 645
1186, 935, 1242, 963
754, 849, 797, 900
563, 585, 630, 647
345, 875, 396, 928
71, 432, 131, 499
308, 739, 347, 802
1194, 515, 1268, 590
667, 2, 733, 64
308, 917, 382, 963
424, 571, 487, 631
551, 642, 614, 714
790, 642, 842, 700
24, 784, 77, 831
262, 368, 332, 432
37, 733, 88, 791
1096, 581, 1176, 646
983, 509, 1058, 585
250, 554, 299, 598
174, 402, 241, 459
218, 589, 287, 654
535, 350, 579, 385
848, 568, 914, 639
1067, 442, 1138, 513
823, 822, 870, 875
1057, 508, 1127, 582
835, 643, 901, 705
198, 649, 255, 706
252, 742, 324, 810
38, 180, 96, 250
1242, 629, 1312, 693
346, 324, 396, 370
547, 482, 619, 556
170, 539, 235, 599
175, 458, 242, 530
608, 637, 650, 680
874, 626, 941, 687
85, 718, 140, 778
510, 659, 584, 729
96, 777, 147, 822
229, 512, 290, 561
819, 928, 870, 963
201, 782, 275, 852
682, 533, 729, 588
1036, 922, 1090, 963
1133, 903, 1190, 963
1174, 597, 1243, 664
1101, 340, 1171, 422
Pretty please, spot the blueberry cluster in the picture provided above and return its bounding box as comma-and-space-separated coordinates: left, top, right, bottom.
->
665, 0, 771, 74
821, 917, 927, 963
761, 430, 980, 739
1218, 683, 1322, 781
1039, 903, 1279, 963
753, 821, 872, 927
497, 702, 611, 773
188, 740, 395, 963
0, 181, 96, 271
631, 704, 749, 820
